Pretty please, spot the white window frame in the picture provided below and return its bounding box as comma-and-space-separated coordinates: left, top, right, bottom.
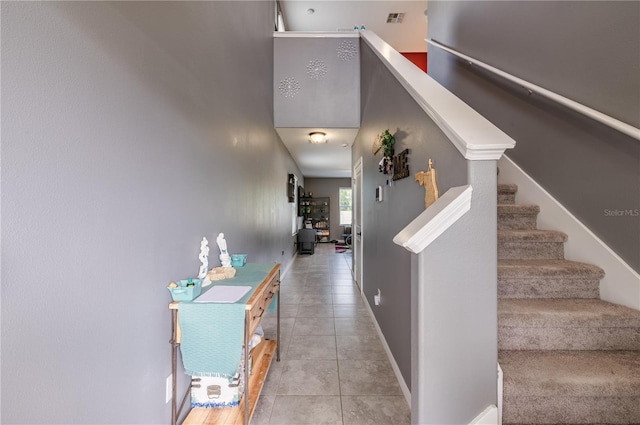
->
339, 186, 352, 226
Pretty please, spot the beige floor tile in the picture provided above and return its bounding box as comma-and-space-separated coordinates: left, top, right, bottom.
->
269, 395, 342, 424
276, 359, 340, 395
335, 317, 377, 335
293, 317, 335, 336
297, 304, 334, 317
338, 360, 403, 395
336, 335, 387, 360
286, 335, 337, 360
341, 395, 410, 425
333, 304, 367, 318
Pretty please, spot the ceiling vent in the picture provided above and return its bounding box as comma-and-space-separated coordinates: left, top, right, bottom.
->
386, 13, 405, 23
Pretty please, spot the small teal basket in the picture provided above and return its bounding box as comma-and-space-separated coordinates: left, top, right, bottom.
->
230, 254, 247, 267
168, 278, 203, 302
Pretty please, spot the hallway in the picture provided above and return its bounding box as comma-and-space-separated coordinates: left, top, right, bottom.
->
253, 243, 411, 425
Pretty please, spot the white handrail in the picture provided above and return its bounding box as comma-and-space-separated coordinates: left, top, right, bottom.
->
360, 31, 516, 160
427, 39, 640, 141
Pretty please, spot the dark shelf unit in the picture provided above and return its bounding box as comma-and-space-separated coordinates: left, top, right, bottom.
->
299, 197, 330, 243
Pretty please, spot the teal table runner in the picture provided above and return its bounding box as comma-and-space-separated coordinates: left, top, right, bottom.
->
177, 263, 277, 377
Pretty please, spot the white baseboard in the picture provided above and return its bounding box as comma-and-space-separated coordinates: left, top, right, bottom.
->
280, 251, 297, 280
360, 291, 412, 406
497, 363, 503, 425
498, 155, 640, 310
470, 405, 499, 425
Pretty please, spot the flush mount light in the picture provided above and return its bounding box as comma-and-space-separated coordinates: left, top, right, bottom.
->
308, 132, 327, 144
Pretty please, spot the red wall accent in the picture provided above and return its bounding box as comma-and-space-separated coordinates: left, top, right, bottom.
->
401, 52, 428, 73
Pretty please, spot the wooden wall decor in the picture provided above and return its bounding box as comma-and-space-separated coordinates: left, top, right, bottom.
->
415, 159, 439, 208
392, 149, 410, 181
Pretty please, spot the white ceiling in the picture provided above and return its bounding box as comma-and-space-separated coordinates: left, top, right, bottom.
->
277, 1, 428, 178
275, 128, 360, 178
280, 1, 428, 52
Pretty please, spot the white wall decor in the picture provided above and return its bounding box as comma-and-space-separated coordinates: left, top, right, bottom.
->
274, 34, 360, 128
278, 77, 301, 98
336, 40, 358, 61
306, 59, 328, 80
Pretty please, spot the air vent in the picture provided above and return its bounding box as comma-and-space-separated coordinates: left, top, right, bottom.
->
386, 13, 405, 23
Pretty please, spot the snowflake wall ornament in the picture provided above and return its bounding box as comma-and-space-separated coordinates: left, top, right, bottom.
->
336, 40, 358, 61
306, 59, 328, 80
278, 77, 300, 98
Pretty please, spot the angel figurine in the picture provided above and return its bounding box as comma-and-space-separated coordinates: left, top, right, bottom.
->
216, 233, 231, 267
197, 237, 209, 279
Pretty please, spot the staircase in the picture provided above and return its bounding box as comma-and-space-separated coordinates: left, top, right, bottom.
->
497, 184, 640, 424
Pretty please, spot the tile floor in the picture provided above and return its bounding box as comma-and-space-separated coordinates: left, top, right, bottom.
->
253, 243, 410, 425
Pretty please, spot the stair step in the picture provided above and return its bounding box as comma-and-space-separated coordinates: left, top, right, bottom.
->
498, 259, 603, 299
500, 350, 640, 424
498, 183, 518, 205
499, 299, 640, 350
498, 204, 540, 230
498, 230, 567, 260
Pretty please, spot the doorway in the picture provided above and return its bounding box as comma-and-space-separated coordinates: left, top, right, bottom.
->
353, 157, 363, 292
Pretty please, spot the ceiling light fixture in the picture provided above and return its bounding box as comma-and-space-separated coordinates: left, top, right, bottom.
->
308, 132, 327, 144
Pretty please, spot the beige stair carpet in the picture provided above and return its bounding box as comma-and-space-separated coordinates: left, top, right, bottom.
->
497, 184, 640, 425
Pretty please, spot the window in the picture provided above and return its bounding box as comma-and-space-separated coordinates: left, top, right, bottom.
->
339, 187, 352, 226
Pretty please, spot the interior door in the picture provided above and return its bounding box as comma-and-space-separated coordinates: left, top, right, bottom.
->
353, 158, 363, 292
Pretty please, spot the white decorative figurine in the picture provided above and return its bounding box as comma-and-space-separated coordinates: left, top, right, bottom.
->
198, 237, 209, 279
216, 233, 231, 267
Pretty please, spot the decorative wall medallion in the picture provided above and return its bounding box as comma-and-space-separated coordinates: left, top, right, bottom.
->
336, 40, 358, 61
279, 77, 300, 98
306, 59, 328, 80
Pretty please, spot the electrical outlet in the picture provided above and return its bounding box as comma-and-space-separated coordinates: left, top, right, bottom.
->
374, 289, 381, 306
165, 374, 172, 403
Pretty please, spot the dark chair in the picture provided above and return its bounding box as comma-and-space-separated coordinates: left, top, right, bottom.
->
342, 225, 352, 247
297, 228, 316, 254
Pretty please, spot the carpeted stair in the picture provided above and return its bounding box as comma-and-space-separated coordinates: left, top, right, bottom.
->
497, 183, 640, 425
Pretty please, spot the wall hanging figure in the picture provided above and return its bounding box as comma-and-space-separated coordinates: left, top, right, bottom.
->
415, 159, 439, 208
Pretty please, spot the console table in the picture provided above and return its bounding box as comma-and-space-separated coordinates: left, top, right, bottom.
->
169, 263, 281, 425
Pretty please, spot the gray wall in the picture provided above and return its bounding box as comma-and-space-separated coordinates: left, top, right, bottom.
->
352, 41, 468, 387
1, 2, 301, 423
428, 1, 640, 272
274, 36, 360, 128
303, 178, 352, 242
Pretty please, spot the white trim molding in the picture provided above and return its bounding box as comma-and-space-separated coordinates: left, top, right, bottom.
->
470, 405, 499, 425
273, 31, 359, 39
393, 185, 473, 254
498, 155, 640, 310
360, 31, 516, 160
